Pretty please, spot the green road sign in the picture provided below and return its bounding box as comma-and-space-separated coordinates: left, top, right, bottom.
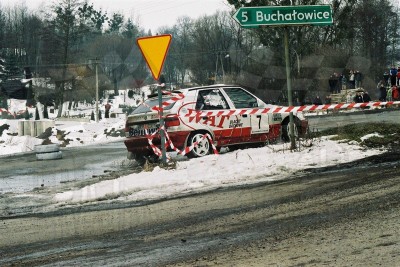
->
233, 5, 333, 27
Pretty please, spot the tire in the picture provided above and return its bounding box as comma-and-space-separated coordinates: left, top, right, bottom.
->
36, 151, 63, 160
34, 144, 60, 153
282, 117, 300, 142
186, 132, 212, 158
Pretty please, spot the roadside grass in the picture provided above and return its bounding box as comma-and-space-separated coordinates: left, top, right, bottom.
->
316, 123, 400, 148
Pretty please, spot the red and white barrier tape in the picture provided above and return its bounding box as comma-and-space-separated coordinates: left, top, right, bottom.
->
146, 126, 218, 160
182, 101, 400, 118
151, 91, 185, 112
164, 129, 218, 156
146, 128, 164, 158
143, 100, 400, 159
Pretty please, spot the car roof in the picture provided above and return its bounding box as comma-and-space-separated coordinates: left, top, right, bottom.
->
187, 84, 240, 91
147, 84, 242, 98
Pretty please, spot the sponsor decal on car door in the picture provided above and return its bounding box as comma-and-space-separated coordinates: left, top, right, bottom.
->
219, 113, 251, 139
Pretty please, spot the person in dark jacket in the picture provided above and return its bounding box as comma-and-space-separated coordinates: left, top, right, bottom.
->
104, 102, 111, 118
377, 80, 387, 101
397, 67, 400, 86
354, 92, 363, 103
389, 66, 397, 86
383, 71, 390, 84
354, 70, 362, 88
313, 95, 323, 105
362, 91, 371, 102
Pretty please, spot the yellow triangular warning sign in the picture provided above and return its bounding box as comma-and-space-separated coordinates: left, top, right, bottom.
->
137, 34, 172, 80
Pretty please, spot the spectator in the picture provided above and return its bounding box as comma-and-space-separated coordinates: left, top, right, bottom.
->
104, 102, 111, 118
324, 95, 332, 104
355, 70, 362, 88
377, 80, 387, 101
362, 91, 371, 102
389, 66, 397, 86
313, 95, 322, 105
340, 73, 347, 92
397, 67, 400, 86
354, 92, 363, 103
349, 70, 355, 89
392, 85, 399, 101
383, 71, 390, 84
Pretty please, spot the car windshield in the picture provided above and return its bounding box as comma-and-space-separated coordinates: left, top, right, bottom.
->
131, 97, 176, 114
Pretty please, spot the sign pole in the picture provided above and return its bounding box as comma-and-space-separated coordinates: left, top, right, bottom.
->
284, 27, 296, 150
233, 5, 332, 150
158, 84, 167, 165
95, 60, 99, 123
137, 34, 172, 165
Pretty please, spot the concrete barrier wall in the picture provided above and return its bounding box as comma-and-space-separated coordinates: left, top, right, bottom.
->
18, 120, 55, 137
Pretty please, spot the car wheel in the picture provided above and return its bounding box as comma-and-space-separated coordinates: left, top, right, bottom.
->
187, 132, 212, 158
282, 117, 300, 142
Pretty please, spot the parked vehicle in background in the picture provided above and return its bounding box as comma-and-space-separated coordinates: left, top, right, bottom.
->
124, 84, 308, 164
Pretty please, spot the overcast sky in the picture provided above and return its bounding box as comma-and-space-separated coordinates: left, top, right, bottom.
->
1, 0, 232, 33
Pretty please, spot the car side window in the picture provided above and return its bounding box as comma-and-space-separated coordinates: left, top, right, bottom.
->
195, 89, 228, 110
223, 87, 258, 109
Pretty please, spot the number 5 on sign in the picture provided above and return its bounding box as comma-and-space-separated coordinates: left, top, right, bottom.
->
137, 34, 172, 80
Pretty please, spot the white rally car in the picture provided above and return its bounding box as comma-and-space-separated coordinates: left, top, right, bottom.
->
124, 85, 308, 164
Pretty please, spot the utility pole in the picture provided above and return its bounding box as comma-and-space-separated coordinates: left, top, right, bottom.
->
220, 53, 225, 84
90, 58, 100, 122
284, 27, 296, 150
215, 52, 219, 83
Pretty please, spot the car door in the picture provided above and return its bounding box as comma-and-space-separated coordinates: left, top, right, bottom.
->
193, 88, 248, 145
222, 87, 270, 139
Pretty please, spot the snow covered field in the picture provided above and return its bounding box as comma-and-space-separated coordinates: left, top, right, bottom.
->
54, 137, 383, 205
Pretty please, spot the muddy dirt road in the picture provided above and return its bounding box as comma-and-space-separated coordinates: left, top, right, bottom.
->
0, 149, 399, 266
